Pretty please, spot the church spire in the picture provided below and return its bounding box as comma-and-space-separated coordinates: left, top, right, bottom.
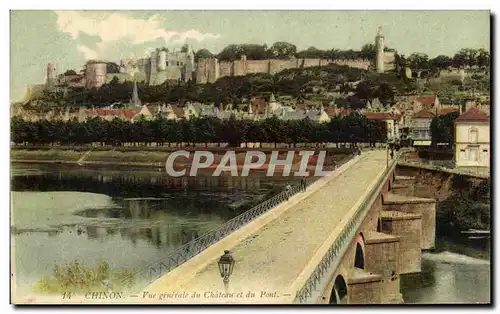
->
131, 80, 141, 107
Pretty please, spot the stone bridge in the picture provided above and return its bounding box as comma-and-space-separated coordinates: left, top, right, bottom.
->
140, 150, 436, 304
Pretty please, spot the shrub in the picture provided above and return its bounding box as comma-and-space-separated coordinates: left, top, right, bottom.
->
35, 260, 136, 294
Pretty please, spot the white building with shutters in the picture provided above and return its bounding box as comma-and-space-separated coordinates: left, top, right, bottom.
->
454, 107, 490, 168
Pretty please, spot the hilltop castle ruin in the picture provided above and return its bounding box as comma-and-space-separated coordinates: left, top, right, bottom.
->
37, 28, 395, 95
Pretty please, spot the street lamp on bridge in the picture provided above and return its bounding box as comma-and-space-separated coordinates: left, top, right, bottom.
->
218, 250, 235, 293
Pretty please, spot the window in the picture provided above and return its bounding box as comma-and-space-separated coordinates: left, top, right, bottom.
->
469, 127, 478, 143
460, 149, 466, 160
468, 147, 479, 161
166, 61, 169, 66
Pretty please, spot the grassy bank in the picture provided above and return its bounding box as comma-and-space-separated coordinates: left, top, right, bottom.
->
11, 148, 171, 165
35, 260, 136, 294
11, 147, 348, 168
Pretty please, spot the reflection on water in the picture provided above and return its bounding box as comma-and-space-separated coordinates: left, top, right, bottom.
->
11, 163, 298, 290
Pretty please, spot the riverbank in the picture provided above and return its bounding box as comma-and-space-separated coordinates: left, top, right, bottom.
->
11, 147, 347, 171
396, 164, 491, 235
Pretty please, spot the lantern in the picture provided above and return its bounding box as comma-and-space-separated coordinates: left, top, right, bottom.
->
218, 250, 235, 283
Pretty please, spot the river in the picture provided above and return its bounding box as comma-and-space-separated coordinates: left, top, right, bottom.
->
11, 163, 299, 294
400, 235, 490, 304
10, 163, 490, 303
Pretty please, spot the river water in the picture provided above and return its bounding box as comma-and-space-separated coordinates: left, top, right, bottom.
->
10, 163, 490, 303
11, 163, 299, 293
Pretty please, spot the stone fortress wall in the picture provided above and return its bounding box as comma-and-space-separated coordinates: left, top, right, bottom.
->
196, 27, 395, 84
195, 56, 377, 84
50, 28, 396, 89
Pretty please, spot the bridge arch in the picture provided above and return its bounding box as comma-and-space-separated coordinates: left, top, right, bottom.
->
354, 243, 364, 269
353, 233, 366, 269
329, 275, 348, 304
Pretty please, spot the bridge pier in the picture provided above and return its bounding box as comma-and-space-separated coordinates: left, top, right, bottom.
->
364, 231, 403, 303
347, 268, 382, 304
390, 175, 415, 195
379, 211, 422, 274
383, 193, 436, 250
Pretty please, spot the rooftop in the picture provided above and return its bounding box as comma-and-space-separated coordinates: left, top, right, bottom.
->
413, 109, 435, 119
363, 112, 395, 120
456, 107, 489, 122
416, 95, 437, 107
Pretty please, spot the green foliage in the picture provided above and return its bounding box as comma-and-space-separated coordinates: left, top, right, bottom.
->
11, 114, 387, 147
429, 55, 453, 70
194, 49, 214, 62
35, 260, 136, 294
202, 41, 382, 62
430, 112, 459, 146
64, 70, 77, 76
28, 62, 421, 109
407, 53, 430, 69
394, 48, 489, 70
268, 41, 297, 59
437, 178, 491, 232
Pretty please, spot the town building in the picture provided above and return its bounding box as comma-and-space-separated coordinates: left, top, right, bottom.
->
454, 107, 490, 168
363, 112, 400, 142
410, 109, 435, 147
409, 107, 459, 147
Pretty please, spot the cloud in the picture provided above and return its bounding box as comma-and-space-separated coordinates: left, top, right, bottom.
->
76, 44, 98, 60
54, 11, 221, 60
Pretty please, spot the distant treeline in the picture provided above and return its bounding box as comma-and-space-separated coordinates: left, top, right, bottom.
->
195, 42, 489, 72
11, 114, 387, 147
193, 42, 391, 62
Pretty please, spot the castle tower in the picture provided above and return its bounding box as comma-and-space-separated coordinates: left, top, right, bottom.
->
158, 49, 167, 71
85, 61, 107, 89
46, 62, 57, 87
375, 26, 385, 73
185, 44, 195, 82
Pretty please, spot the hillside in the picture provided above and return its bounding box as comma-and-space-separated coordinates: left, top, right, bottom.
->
24, 64, 419, 111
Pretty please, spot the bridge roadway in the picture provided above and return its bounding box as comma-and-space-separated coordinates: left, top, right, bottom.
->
145, 150, 389, 304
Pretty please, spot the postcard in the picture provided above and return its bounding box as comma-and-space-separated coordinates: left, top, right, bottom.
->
10, 10, 491, 305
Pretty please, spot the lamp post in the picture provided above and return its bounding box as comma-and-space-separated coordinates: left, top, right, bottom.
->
218, 250, 235, 293
386, 141, 389, 169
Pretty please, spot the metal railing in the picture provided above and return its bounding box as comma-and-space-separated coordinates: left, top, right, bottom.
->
293, 152, 400, 304
123, 152, 356, 291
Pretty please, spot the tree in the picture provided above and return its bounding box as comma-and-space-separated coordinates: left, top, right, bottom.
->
361, 43, 376, 59
452, 51, 467, 68
64, 70, 77, 76
239, 44, 269, 60
375, 83, 395, 105
194, 49, 214, 62
217, 44, 244, 61
429, 55, 452, 70
476, 49, 490, 68
269, 42, 297, 59
296, 46, 323, 59
180, 44, 189, 53
453, 48, 479, 68
407, 53, 429, 69
430, 112, 459, 147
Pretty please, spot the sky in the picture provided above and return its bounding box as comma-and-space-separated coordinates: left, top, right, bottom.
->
10, 10, 490, 102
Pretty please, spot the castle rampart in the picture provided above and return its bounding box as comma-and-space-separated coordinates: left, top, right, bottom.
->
195, 56, 374, 84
